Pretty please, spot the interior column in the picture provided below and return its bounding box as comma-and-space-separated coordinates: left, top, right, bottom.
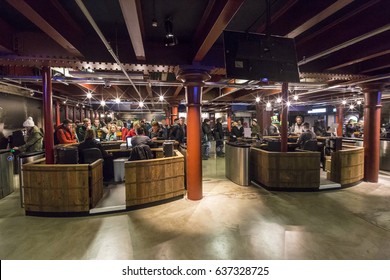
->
336, 104, 344, 136
42, 67, 54, 164
177, 68, 211, 200
363, 91, 382, 182
171, 104, 178, 125
280, 82, 289, 152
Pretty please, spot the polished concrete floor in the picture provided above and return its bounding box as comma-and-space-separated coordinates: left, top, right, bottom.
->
1, 156, 390, 260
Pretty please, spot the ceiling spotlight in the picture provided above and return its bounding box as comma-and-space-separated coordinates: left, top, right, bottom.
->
139, 101, 144, 107
86, 92, 92, 99
287, 101, 291, 107
101, 100, 106, 106
164, 17, 178, 47
276, 97, 282, 103
76, 103, 79, 107
30, 91, 35, 96
255, 97, 260, 103
342, 100, 347, 105
266, 102, 271, 108
82, 105, 85, 108
159, 95, 164, 102
63, 100, 67, 104
357, 100, 362, 105
115, 98, 121, 104
349, 104, 354, 110
293, 94, 298, 101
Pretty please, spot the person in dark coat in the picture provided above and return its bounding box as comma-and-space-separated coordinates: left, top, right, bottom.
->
214, 118, 224, 157
201, 119, 212, 160
169, 117, 186, 143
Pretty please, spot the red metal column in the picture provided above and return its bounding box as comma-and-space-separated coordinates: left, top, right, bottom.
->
363, 91, 382, 182
164, 107, 171, 125
55, 100, 61, 126
227, 109, 232, 132
171, 105, 178, 125
336, 105, 344, 136
280, 82, 289, 152
42, 67, 54, 164
177, 68, 211, 201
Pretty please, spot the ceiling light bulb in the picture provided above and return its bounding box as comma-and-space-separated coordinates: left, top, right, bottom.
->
357, 100, 362, 105
293, 95, 298, 101
159, 95, 164, 102
63, 100, 66, 104
115, 98, 120, 104
266, 102, 271, 108
101, 100, 106, 106
139, 101, 144, 107
255, 97, 260, 103
287, 101, 291, 107
76, 103, 79, 107
349, 104, 354, 109
152, 18, 158, 27
342, 100, 347, 105
87, 92, 92, 99
276, 97, 282, 103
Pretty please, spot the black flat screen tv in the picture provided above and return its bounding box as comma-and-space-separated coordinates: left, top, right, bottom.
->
223, 31, 300, 83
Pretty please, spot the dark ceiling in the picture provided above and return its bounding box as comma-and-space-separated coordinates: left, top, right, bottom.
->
0, 0, 389, 113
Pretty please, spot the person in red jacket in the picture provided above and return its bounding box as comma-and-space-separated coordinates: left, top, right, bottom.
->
56, 119, 77, 144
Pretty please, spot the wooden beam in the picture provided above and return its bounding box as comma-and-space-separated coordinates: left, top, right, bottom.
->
173, 85, 183, 98
327, 50, 390, 71
286, 0, 354, 38
193, 0, 245, 62
256, 0, 298, 33
0, 18, 15, 54
6, 0, 83, 58
119, 0, 145, 60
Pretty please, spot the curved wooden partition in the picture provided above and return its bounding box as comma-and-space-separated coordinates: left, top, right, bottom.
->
23, 158, 103, 216
328, 145, 364, 186
125, 150, 185, 208
250, 147, 320, 190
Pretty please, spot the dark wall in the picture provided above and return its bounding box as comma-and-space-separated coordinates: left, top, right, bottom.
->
0, 92, 43, 148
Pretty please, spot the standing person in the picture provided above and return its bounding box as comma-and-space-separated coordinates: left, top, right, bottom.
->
76, 118, 91, 142
160, 119, 170, 140
56, 119, 77, 144
290, 115, 304, 135
214, 117, 225, 157
237, 120, 244, 137
230, 121, 242, 141
12, 117, 44, 152
149, 121, 164, 140
345, 119, 356, 137
201, 119, 212, 160
92, 119, 107, 140
169, 117, 186, 143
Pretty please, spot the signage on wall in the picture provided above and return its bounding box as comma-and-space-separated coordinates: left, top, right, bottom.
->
307, 108, 326, 114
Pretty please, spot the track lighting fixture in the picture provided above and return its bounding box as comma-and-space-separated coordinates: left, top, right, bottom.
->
164, 17, 178, 47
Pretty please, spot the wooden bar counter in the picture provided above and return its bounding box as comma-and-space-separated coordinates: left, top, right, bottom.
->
250, 147, 321, 190
23, 158, 103, 216
326, 145, 364, 186
125, 150, 185, 208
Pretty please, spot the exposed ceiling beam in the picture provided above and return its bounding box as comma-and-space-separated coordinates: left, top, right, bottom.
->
118, 0, 145, 60
298, 24, 390, 66
256, 0, 298, 33
173, 85, 183, 98
286, 0, 354, 38
327, 50, 390, 71
193, 0, 245, 62
296, 0, 381, 47
209, 87, 241, 102
6, 0, 83, 58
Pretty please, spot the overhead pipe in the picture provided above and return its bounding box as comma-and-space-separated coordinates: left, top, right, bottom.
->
75, 0, 143, 100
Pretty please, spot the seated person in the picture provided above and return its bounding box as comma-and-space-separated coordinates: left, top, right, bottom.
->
78, 129, 113, 180
105, 124, 118, 141
78, 129, 108, 163
268, 118, 280, 136
131, 127, 156, 147
297, 122, 317, 149
56, 119, 78, 144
